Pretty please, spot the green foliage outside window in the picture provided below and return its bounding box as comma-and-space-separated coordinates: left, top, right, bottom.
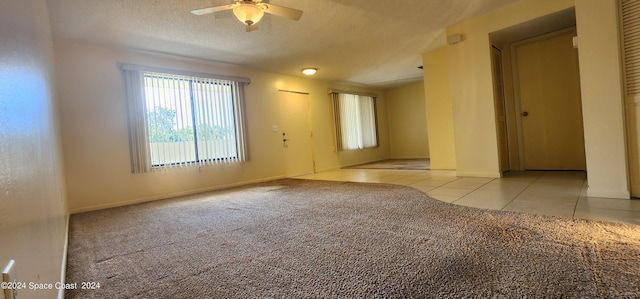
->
147, 106, 233, 142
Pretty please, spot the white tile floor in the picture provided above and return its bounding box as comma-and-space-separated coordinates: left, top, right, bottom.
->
296, 169, 640, 226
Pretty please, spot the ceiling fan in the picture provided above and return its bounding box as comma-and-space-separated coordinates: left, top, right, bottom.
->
191, 0, 303, 32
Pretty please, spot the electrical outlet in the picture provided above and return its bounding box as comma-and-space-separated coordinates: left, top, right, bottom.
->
2, 259, 17, 299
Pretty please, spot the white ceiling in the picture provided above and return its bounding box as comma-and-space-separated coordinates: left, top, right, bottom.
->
47, 0, 521, 89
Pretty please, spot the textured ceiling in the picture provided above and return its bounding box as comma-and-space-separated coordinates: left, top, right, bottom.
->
47, 0, 521, 89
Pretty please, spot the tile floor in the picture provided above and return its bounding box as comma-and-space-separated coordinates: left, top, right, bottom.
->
296, 169, 640, 226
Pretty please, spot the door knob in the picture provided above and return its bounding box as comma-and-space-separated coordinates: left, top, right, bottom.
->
522, 111, 529, 117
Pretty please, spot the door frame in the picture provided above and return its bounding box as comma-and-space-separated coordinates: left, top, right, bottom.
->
490, 45, 511, 173
277, 89, 316, 176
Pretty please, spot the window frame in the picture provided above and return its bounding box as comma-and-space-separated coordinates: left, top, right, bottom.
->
121, 63, 250, 173
330, 90, 380, 151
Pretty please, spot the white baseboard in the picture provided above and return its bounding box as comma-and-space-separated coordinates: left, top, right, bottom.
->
332, 159, 387, 170
454, 171, 501, 178
429, 166, 457, 171
586, 188, 631, 199
58, 213, 70, 299
388, 156, 430, 159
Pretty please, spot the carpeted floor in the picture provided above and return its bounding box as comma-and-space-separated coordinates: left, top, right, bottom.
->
65, 179, 640, 298
344, 159, 430, 170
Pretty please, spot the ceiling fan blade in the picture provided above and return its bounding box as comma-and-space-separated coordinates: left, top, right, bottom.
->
213, 10, 234, 19
190, 4, 235, 16
263, 4, 303, 21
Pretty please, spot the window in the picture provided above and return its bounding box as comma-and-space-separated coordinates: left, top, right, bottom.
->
121, 64, 249, 173
331, 91, 378, 151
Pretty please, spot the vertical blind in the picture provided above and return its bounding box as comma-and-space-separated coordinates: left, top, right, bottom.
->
622, 0, 640, 197
331, 91, 378, 151
122, 65, 249, 173
623, 0, 640, 95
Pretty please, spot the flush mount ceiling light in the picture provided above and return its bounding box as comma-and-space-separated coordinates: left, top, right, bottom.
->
302, 68, 318, 75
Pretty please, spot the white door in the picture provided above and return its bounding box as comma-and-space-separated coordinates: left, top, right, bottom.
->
278, 91, 314, 177
514, 29, 586, 170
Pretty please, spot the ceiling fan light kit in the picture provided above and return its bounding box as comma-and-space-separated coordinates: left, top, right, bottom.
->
233, 3, 265, 26
191, 0, 303, 32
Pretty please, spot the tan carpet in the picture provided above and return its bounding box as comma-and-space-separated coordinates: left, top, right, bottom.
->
344, 159, 430, 170
65, 179, 640, 298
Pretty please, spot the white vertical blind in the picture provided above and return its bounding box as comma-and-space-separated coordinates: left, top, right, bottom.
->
331, 92, 378, 151
359, 95, 378, 148
123, 69, 151, 173
144, 72, 193, 168
339, 93, 360, 150
622, 0, 640, 197
623, 0, 640, 95
122, 65, 249, 173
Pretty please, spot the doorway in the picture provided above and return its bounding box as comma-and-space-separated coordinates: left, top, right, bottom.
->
513, 28, 586, 170
278, 90, 315, 177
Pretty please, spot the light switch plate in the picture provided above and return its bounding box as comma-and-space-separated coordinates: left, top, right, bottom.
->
272, 125, 278, 132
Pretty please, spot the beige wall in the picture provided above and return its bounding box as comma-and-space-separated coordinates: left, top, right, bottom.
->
54, 41, 389, 213
385, 81, 430, 159
0, 0, 68, 298
575, 0, 630, 198
422, 47, 457, 170
425, 0, 630, 197
443, 0, 575, 177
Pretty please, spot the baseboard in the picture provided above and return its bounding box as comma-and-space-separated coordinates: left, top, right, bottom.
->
58, 213, 70, 299
429, 163, 457, 171
388, 156, 430, 160
326, 159, 383, 170
586, 188, 631, 199
454, 171, 501, 178
346, 158, 401, 168
70, 175, 287, 214
317, 158, 432, 173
